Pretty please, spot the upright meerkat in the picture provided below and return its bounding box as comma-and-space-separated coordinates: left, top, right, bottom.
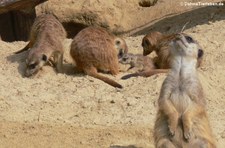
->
15, 14, 66, 77
119, 53, 168, 79
70, 27, 128, 88
154, 33, 216, 148
142, 31, 203, 69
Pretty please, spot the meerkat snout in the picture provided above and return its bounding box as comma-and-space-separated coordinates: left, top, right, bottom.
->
25, 54, 48, 77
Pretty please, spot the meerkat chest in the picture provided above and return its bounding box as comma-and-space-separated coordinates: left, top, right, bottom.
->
168, 76, 196, 114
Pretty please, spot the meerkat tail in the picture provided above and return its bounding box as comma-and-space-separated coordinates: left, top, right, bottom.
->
121, 73, 139, 80
121, 69, 169, 80
88, 71, 123, 88
14, 42, 30, 54
139, 69, 169, 77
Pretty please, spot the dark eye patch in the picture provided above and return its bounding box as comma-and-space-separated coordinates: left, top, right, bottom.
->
118, 49, 124, 58
185, 36, 194, 43
28, 63, 36, 69
198, 49, 204, 58
116, 40, 121, 45
122, 55, 129, 61
42, 54, 47, 62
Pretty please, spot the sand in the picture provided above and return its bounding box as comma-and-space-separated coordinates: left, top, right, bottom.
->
0, 7, 225, 148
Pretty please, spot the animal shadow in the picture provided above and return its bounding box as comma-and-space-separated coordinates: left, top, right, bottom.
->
6, 50, 28, 76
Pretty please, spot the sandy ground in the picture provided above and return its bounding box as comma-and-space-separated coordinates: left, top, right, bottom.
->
1, 5, 225, 148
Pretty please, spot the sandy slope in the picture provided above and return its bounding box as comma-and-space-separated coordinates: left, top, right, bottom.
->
1, 7, 225, 148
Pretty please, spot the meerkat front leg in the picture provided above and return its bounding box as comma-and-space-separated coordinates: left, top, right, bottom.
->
182, 104, 205, 141
53, 51, 64, 73
161, 100, 179, 137
159, 89, 179, 137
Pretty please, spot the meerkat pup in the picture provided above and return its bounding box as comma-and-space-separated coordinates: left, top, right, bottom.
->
119, 53, 168, 79
154, 33, 216, 148
119, 53, 154, 72
142, 31, 203, 69
14, 14, 66, 77
70, 27, 128, 88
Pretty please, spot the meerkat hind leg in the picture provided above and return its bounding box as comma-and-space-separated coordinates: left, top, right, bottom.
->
182, 104, 205, 141
157, 138, 176, 148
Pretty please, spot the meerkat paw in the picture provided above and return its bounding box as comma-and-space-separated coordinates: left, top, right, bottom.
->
168, 125, 175, 137
183, 129, 192, 142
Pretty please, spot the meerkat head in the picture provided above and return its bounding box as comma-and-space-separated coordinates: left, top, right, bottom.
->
142, 31, 163, 56
25, 51, 48, 77
114, 37, 128, 60
119, 53, 137, 65
171, 33, 204, 60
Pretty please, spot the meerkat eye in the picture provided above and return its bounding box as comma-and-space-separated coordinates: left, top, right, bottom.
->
116, 40, 121, 46
198, 49, 204, 58
42, 54, 47, 62
122, 55, 129, 61
185, 36, 194, 43
28, 63, 36, 69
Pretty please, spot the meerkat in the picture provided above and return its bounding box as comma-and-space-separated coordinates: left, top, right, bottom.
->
119, 53, 168, 79
14, 14, 66, 77
70, 27, 128, 88
141, 31, 203, 69
154, 33, 216, 148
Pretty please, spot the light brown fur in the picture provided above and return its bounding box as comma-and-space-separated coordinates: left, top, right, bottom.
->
70, 27, 128, 88
119, 53, 168, 79
154, 33, 216, 148
15, 14, 66, 77
142, 31, 203, 69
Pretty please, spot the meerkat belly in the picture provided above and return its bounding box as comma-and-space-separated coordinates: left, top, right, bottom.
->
170, 89, 192, 114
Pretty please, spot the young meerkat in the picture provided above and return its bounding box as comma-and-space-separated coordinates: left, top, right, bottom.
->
142, 31, 203, 69
154, 33, 216, 148
14, 14, 66, 77
70, 27, 128, 88
119, 53, 168, 79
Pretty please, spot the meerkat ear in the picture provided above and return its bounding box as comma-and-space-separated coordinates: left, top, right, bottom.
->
142, 38, 150, 47
198, 49, 204, 58
42, 54, 48, 62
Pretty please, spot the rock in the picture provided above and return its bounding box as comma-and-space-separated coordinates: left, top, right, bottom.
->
0, 0, 47, 14
139, 0, 158, 7
36, 0, 210, 37
36, 0, 160, 37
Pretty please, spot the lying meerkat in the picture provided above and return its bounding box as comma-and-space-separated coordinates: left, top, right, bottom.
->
119, 53, 154, 72
119, 53, 168, 79
70, 27, 128, 88
142, 31, 203, 69
14, 14, 66, 77
154, 33, 216, 148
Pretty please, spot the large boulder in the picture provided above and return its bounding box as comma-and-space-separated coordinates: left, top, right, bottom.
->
35, 0, 221, 37
36, 0, 160, 37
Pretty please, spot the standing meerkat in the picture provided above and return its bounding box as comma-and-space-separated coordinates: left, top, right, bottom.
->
15, 14, 66, 77
70, 27, 128, 88
142, 31, 203, 69
119, 53, 168, 79
154, 33, 216, 148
